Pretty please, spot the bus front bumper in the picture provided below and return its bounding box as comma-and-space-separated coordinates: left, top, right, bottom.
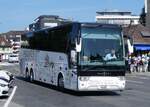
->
78, 76, 125, 91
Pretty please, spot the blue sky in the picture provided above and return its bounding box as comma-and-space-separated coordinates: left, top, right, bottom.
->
0, 0, 144, 33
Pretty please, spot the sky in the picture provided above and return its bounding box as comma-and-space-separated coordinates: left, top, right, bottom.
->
0, 0, 144, 33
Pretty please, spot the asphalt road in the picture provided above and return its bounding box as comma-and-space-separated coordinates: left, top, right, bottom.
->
0, 63, 150, 107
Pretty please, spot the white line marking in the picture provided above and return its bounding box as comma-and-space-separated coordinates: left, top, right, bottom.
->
0, 99, 6, 102
128, 75, 150, 80
3, 86, 17, 107
127, 75, 137, 78
138, 77, 150, 80
126, 80, 144, 84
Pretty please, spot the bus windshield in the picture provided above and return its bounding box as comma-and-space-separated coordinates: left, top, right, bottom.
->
79, 27, 125, 66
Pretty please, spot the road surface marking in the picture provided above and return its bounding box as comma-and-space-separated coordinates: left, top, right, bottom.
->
0, 62, 18, 66
128, 76, 150, 80
0, 99, 6, 102
127, 75, 137, 78
3, 86, 17, 107
126, 80, 144, 84
137, 77, 150, 80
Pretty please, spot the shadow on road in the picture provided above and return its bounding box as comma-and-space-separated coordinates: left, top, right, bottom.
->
15, 76, 121, 97
67, 91, 121, 97
125, 87, 133, 91
0, 96, 8, 99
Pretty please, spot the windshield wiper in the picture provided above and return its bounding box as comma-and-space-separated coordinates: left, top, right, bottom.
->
82, 65, 100, 71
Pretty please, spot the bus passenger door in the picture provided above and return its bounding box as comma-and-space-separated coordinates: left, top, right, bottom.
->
70, 69, 78, 90
70, 50, 78, 90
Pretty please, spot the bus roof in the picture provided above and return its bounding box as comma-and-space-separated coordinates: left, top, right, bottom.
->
81, 22, 122, 29
24, 22, 122, 35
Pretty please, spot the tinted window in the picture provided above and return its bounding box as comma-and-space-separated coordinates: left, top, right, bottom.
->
21, 24, 73, 53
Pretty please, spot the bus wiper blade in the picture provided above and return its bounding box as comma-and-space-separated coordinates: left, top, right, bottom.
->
82, 66, 100, 71
90, 60, 107, 66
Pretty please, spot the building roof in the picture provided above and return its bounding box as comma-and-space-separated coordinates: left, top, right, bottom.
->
36, 15, 59, 19
0, 36, 11, 47
34, 15, 70, 22
123, 24, 150, 44
1, 31, 25, 36
96, 11, 131, 15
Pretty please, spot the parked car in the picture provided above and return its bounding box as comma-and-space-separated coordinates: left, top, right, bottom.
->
0, 70, 14, 96
8, 54, 19, 63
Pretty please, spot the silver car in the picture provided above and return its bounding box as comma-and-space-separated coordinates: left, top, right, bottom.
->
0, 70, 14, 96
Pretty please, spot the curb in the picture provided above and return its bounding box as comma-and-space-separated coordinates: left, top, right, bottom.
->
126, 72, 150, 76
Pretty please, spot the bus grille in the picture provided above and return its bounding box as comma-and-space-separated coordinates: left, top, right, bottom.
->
78, 71, 125, 76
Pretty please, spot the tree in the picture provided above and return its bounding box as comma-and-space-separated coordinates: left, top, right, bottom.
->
140, 7, 146, 26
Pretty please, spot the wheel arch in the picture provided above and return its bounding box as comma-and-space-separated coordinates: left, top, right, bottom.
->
57, 72, 64, 86
29, 68, 34, 82
25, 67, 29, 76
25, 67, 29, 72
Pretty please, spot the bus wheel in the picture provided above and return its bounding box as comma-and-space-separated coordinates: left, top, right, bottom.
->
25, 69, 29, 79
29, 70, 34, 82
58, 75, 64, 89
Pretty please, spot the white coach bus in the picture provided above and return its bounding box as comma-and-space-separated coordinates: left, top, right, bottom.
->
19, 22, 126, 91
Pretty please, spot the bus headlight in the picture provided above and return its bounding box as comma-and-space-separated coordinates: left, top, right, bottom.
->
79, 77, 89, 81
0, 83, 7, 87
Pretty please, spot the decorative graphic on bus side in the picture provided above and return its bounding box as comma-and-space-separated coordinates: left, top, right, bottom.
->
44, 54, 54, 68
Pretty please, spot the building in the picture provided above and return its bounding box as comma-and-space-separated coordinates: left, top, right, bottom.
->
0, 36, 12, 61
123, 24, 150, 53
96, 11, 140, 26
29, 15, 72, 31
146, 0, 150, 28
1, 31, 25, 54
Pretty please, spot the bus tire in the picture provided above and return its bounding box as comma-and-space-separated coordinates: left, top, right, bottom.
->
58, 74, 64, 89
29, 69, 34, 82
25, 68, 29, 79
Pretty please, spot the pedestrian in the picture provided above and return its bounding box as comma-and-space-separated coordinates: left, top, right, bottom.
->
137, 55, 143, 72
134, 56, 138, 72
143, 54, 149, 72
130, 56, 136, 73
148, 52, 150, 72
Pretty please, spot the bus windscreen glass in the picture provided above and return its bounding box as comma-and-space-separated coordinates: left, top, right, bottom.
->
79, 27, 125, 66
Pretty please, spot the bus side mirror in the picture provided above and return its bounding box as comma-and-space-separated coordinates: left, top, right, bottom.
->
127, 39, 134, 54
76, 38, 82, 52
129, 37, 133, 45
